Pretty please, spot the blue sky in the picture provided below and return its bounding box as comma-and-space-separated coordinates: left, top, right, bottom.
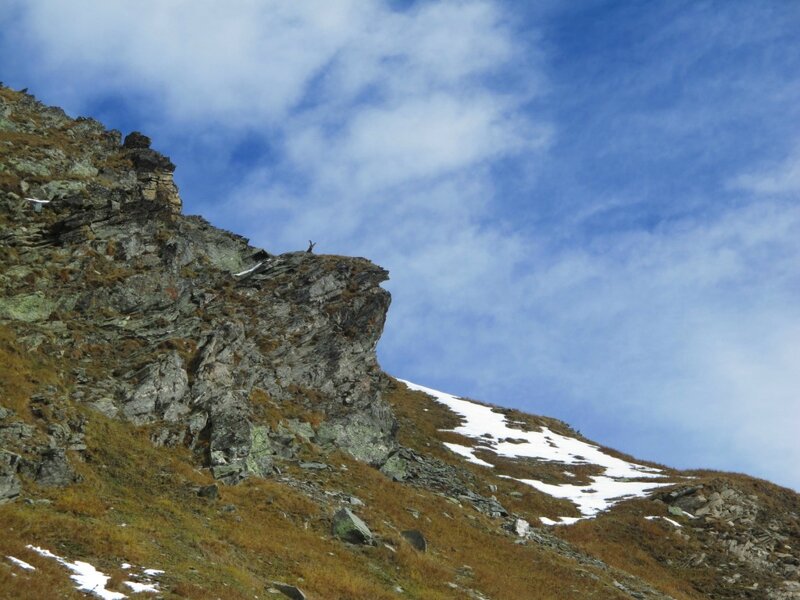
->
2, 1, 799, 490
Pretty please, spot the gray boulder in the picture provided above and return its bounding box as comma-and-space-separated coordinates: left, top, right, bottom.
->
401, 529, 427, 552
332, 508, 373, 544
271, 582, 306, 600
0, 451, 21, 503
34, 448, 75, 487
123, 352, 189, 425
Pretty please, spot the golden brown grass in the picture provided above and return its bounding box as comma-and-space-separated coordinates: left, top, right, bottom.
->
0, 320, 768, 598
0, 325, 61, 419
1, 377, 635, 600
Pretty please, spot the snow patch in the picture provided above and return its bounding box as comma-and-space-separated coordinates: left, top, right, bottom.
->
26, 545, 125, 600
443, 442, 495, 468
124, 581, 159, 593
6, 555, 36, 571
645, 515, 682, 528
400, 379, 672, 524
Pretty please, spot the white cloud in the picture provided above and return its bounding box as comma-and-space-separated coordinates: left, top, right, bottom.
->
732, 147, 800, 194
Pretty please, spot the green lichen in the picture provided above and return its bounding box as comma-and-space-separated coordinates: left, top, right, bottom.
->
0, 291, 55, 322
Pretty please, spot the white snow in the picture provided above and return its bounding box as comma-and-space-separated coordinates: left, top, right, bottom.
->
645, 515, 682, 528
443, 442, 495, 467
6, 555, 36, 571
25, 197, 51, 204
539, 516, 582, 526
234, 262, 262, 277
26, 545, 125, 600
400, 379, 672, 524
124, 581, 159, 593
142, 568, 164, 576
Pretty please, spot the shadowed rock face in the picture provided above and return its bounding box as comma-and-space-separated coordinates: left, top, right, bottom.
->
0, 86, 395, 484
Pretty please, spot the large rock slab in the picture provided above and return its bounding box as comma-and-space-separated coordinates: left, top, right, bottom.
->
332, 508, 373, 544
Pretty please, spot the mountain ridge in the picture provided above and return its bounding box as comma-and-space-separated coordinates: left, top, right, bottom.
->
1, 84, 798, 599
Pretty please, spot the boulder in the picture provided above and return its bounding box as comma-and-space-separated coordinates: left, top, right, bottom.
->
511, 518, 531, 537
401, 529, 427, 552
271, 582, 306, 600
35, 448, 75, 487
332, 508, 373, 544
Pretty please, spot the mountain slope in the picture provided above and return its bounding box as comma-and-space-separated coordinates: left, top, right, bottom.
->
1, 85, 798, 600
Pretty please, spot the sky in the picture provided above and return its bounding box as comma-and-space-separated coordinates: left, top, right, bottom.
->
2, 1, 799, 490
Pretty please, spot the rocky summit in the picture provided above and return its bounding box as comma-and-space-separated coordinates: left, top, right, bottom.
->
1, 85, 798, 600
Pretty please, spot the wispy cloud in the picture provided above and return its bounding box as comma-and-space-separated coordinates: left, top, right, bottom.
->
733, 147, 800, 195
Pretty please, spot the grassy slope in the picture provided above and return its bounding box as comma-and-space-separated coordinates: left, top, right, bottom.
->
5, 324, 792, 599
1, 329, 635, 599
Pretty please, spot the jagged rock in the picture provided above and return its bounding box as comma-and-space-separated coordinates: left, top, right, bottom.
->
381, 448, 508, 517
123, 352, 189, 425
401, 529, 427, 552
282, 419, 315, 443
0, 451, 22, 503
245, 426, 274, 478
0, 291, 55, 322
511, 518, 531, 537
123, 131, 152, 149
0, 420, 36, 445
316, 407, 396, 466
270, 582, 306, 600
34, 448, 76, 487
332, 507, 373, 544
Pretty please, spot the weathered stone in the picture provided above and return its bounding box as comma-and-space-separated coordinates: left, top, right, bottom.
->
40, 179, 87, 200
35, 448, 75, 487
123, 131, 152, 149
245, 426, 274, 477
271, 582, 306, 600
0, 451, 21, 503
332, 508, 373, 544
511, 518, 531, 538
123, 352, 189, 425
0, 292, 55, 322
380, 448, 507, 517
282, 419, 315, 443
667, 505, 685, 517
401, 529, 427, 552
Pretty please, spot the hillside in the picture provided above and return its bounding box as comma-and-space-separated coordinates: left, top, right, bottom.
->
1, 85, 798, 600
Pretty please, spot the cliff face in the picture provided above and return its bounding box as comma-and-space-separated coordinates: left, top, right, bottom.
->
1, 86, 799, 600
0, 86, 395, 489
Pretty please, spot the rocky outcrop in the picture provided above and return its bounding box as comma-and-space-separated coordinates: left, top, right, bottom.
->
381, 447, 507, 517
657, 481, 800, 598
0, 85, 396, 491
122, 131, 181, 212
